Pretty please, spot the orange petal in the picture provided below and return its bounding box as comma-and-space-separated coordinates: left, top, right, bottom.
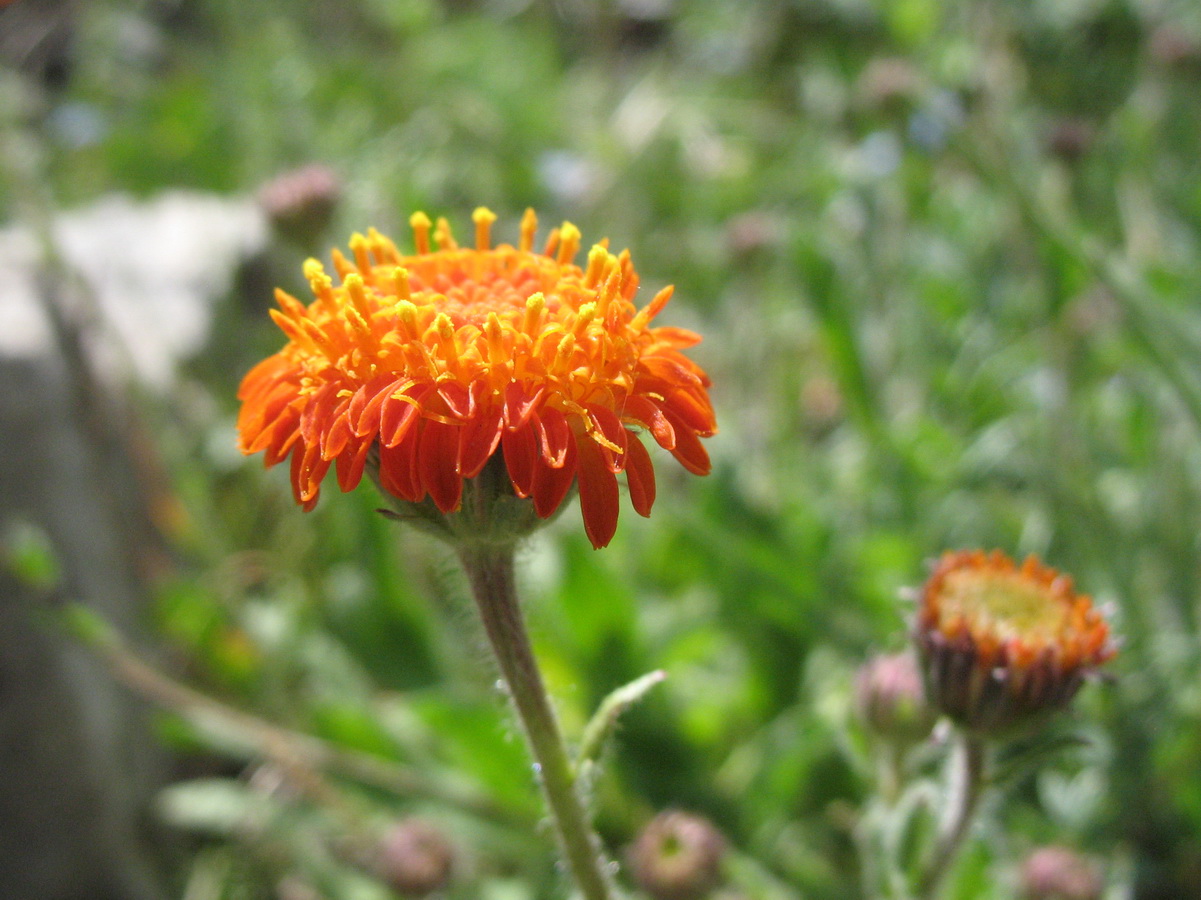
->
261, 410, 302, 465
661, 388, 717, 436
624, 435, 656, 517
576, 439, 619, 549
663, 409, 711, 476
623, 396, 675, 451
350, 376, 404, 438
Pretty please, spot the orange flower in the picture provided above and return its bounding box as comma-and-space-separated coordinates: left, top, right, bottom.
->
915, 550, 1115, 732
237, 208, 716, 548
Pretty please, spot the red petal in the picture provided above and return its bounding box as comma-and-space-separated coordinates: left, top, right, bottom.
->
300, 381, 340, 444
531, 434, 578, 519
663, 409, 711, 475
504, 382, 544, 429
458, 405, 504, 478
418, 420, 463, 513
381, 383, 433, 448
624, 435, 656, 517
623, 396, 675, 451
534, 406, 571, 468
502, 423, 538, 498
379, 431, 422, 502
661, 388, 717, 436
437, 381, 475, 419
576, 439, 619, 549
335, 436, 373, 492
321, 406, 353, 460
296, 441, 331, 503
586, 404, 629, 473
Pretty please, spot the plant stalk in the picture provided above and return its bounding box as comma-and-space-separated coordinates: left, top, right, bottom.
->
459, 543, 615, 900
915, 732, 987, 899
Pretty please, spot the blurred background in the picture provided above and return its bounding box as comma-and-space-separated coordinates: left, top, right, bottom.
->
3, 0, 1201, 898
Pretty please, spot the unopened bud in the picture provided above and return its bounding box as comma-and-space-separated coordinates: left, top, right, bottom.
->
258, 164, 341, 251
1020, 845, 1102, 900
374, 818, 454, 897
1046, 118, 1096, 164
628, 810, 726, 900
855, 652, 936, 745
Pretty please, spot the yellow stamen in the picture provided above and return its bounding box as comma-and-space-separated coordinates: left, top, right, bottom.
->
410, 212, 432, 254
391, 266, 411, 300
557, 222, 582, 265
434, 217, 457, 250
331, 248, 354, 281
523, 292, 546, 335
553, 333, 576, 371
584, 244, 609, 286
473, 206, 497, 251
303, 259, 335, 304
573, 302, 598, 337
485, 312, 507, 363
520, 207, 538, 252
395, 299, 420, 339
348, 232, 372, 277
434, 312, 458, 359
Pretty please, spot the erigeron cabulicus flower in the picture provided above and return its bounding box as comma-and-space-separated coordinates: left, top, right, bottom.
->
237, 208, 716, 548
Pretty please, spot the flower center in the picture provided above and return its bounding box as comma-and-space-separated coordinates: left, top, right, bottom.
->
939, 570, 1070, 644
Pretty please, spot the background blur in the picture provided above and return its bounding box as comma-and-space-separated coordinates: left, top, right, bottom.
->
3, 1, 1201, 898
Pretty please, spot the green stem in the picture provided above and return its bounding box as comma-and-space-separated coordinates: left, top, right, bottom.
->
915, 733, 987, 900
459, 543, 615, 900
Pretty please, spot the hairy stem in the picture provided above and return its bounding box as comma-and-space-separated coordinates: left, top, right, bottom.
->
459, 543, 615, 900
916, 733, 988, 899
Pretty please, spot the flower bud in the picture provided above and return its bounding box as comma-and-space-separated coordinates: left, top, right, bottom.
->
257, 164, 340, 251
855, 651, 936, 745
374, 818, 454, 897
628, 810, 726, 900
914, 550, 1115, 734
1020, 845, 1102, 900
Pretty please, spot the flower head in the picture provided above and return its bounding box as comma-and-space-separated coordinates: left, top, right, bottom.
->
627, 810, 727, 900
915, 550, 1115, 733
237, 208, 716, 548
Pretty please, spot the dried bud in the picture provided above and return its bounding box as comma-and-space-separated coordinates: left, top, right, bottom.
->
1046, 118, 1096, 163
855, 652, 936, 745
374, 818, 454, 897
856, 57, 922, 113
915, 550, 1115, 734
1148, 26, 1201, 73
628, 810, 726, 900
1020, 846, 1103, 900
257, 164, 340, 250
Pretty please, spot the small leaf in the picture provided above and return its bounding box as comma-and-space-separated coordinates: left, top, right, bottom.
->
575, 669, 667, 772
